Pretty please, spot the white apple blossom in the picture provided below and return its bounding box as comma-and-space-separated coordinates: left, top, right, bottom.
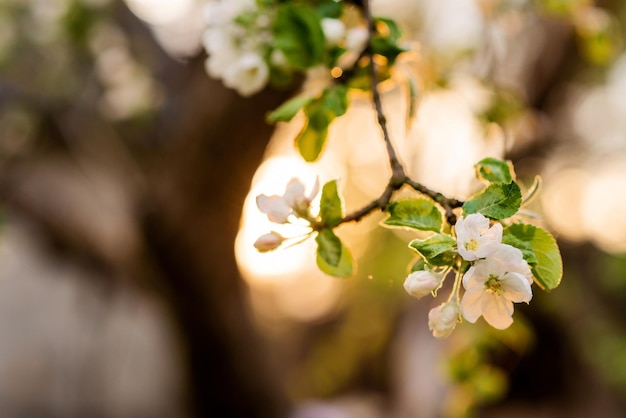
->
202, 0, 272, 96
321, 18, 346, 46
403, 270, 442, 299
461, 244, 533, 330
256, 177, 320, 224
428, 301, 460, 338
222, 52, 270, 97
345, 26, 369, 53
254, 231, 284, 252
455, 213, 503, 261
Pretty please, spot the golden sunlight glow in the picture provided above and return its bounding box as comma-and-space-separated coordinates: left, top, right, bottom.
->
542, 168, 589, 243
235, 155, 347, 322
580, 158, 626, 253
235, 156, 320, 283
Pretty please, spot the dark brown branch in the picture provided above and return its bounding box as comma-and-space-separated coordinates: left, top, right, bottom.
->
338, 0, 463, 226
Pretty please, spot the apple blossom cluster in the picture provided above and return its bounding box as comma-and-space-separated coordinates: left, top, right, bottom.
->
202, 0, 370, 97
254, 177, 320, 252
202, 0, 272, 96
405, 213, 534, 338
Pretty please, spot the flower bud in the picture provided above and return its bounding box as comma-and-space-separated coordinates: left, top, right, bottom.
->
428, 301, 460, 339
403, 270, 441, 299
254, 231, 284, 252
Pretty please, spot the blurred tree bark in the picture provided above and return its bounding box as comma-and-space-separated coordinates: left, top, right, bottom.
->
0, 4, 294, 416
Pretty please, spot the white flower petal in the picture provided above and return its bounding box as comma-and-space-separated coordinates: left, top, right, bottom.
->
460, 287, 484, 323
462, 265, 485, 289
256, 194, 291, 223
481, 292, 514, 329
474, 222, 503, 258
455, 214, 503, 261
500, 272, 533, 303
283, 178, 307, 208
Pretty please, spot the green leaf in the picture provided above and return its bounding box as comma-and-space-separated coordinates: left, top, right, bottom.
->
273, 5, 325, 70
295, 86, 350, 162
503, 224, 563, 290
316, 0, 343, 18
320, 180, 343, 227
316, 228, 353, 278
296, 123, 328, 162
374, 17, 402, 41
370, 34, 406, 64
410, 257, 426, 272
383, 199, 442, 232
409, 234, 457, 266
322, 85, 349, 117
475, 157, 514, 184
267, 95, 313, 122
463, 182, 522, 220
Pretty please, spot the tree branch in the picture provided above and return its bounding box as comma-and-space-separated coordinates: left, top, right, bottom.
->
339, 0, 463, 226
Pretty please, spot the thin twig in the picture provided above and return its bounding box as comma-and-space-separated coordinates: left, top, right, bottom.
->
362, 0, 405, 181
338, 0, 463, 226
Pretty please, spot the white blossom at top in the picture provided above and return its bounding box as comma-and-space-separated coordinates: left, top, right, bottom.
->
202, 0, 271, 96
461, 244, 533, 330
222, 52, 269, 97
455, 213, 503, 261
403, 270, 442, 299
256, 177, 320, 224
345, 26, 369, 52
428, 301, 460, 338
321, 18, 346, 46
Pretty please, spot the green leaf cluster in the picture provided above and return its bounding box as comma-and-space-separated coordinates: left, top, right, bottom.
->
371, 18, 406, 64
463, 158, 522, 220
273, 4, 326, 70
296, 85, 349, 162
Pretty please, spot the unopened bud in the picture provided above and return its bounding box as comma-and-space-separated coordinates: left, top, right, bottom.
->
428, 301, 460, 339
254, 232, 284, 252
403, 270, 442, 299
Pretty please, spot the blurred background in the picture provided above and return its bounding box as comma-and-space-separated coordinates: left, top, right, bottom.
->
0, 0, 625, 417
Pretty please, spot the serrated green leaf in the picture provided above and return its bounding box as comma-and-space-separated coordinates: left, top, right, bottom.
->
475, 157, 514, 184
273, 5, 325, 70
463, 182, 522, 220
503, 224, 562, 290
320, 180, 343, 227
409, 234, 457, 266
267, 95, 313, 123
316, 228, 353, 278
383, 199, 442, 232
